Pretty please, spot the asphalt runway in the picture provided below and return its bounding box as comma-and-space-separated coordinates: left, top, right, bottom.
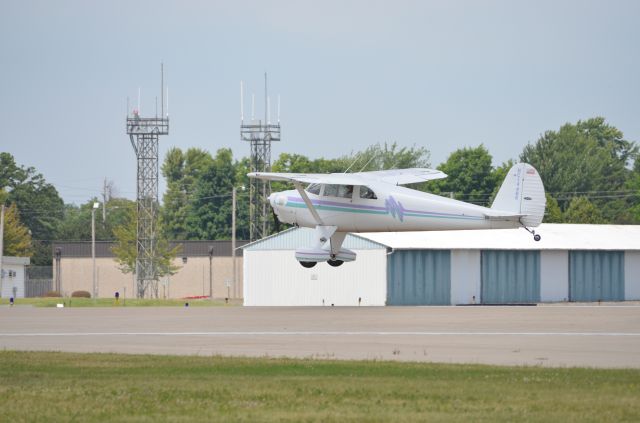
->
1, 305, 639, 368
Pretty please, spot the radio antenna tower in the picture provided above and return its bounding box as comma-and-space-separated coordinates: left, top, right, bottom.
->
126, 64, 169, 298
240, 73, 281, 241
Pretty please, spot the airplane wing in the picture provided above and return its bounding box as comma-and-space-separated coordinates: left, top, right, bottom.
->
354, 168, 447, 185
248, 172, 366, 185
248, 168, 447, 186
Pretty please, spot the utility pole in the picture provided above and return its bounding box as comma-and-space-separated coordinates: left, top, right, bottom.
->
102, 178, 108, 223
92, 202, 99, 298
232, 187, 236, 298
0, 205, 4, 297
208, 246, 214, 301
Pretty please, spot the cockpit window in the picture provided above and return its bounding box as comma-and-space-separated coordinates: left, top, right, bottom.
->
337, 185, 354, 198
322, 184, 354, 199
306, 184, 321, 195
359, 186, 377, 199
323, 184, 339, 197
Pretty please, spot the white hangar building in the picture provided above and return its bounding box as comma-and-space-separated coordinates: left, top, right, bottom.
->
242, 224, 640, 306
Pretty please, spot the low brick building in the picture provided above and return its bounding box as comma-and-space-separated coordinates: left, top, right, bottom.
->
52, 240, 246, 299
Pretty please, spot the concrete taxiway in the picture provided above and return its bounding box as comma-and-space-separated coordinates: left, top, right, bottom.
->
1, 305, 639, 368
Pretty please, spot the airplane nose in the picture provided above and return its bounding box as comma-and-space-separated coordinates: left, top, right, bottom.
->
269, 192, 287, 208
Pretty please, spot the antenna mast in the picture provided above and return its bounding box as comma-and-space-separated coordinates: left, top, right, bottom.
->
126, 64, 169, 298
241, 73, 281, 241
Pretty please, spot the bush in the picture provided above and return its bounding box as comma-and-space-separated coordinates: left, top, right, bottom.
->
43, 291, 62, 297
71, 290, 91, 298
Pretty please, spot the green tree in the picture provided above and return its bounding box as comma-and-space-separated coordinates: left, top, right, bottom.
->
161, 148, 214, 240
1, 203, 33, 257
520, 117, 637, 221
0, 152, 64, 264
424, 145, 498, 206
111, 207, 181, 282
186, 148, 236, 240
563, 196, 607, 224
544, 194, 564, 223
56, 197, 135, 241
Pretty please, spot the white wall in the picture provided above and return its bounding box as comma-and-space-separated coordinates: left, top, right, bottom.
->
540, 250, 569, 302
625, 251, 640, 300
244, 249, 387, 306
0, 264, 26, 298
450, 250, 481, 305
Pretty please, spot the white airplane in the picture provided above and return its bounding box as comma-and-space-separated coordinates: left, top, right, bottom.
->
249, 163, 546, 268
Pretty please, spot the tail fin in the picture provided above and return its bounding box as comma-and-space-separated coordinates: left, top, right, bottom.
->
491, 163, 546, 227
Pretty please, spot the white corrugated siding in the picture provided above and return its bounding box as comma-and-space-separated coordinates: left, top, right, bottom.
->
450, 250, 481, 305
244, 249, 387, 306
625, 251, 640, 300
1, 264, 26, 298
540, 251, 569, 302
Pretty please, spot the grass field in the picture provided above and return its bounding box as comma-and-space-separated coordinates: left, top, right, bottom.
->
0, 297, 240, 307
0, 351, 638, 422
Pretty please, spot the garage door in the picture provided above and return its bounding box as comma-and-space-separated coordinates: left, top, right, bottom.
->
481, 250, 540, 304
569, 251, 624, 302
387, 250, 450, 305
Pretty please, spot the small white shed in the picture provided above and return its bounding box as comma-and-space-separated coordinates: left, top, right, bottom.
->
0, 256, 30, 298
243, 228, 388, 306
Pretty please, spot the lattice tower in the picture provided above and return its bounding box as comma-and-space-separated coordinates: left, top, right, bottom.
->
127, 116, 168, 297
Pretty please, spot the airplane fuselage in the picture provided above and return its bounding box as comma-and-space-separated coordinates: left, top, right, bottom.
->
269, 182, 519, 233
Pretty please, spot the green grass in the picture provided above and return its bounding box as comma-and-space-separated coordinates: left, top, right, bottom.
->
0, 351, 638, 422
0, 297, 240, 307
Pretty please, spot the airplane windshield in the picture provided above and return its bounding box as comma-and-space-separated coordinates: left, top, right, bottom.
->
359, 186, 377, 199
306, 184, 321, 195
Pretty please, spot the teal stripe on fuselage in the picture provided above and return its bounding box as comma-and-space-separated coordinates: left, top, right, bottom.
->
285, 202, 483, 220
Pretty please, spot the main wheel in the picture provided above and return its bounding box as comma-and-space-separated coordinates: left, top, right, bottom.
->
327, 259, 344, 267
534, 234, 541, 241
299, 261, 317, 268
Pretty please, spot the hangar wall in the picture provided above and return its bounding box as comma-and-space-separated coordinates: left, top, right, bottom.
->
387, 250, 450, 305
243, 249, 387, 306
626, 251, 640, 300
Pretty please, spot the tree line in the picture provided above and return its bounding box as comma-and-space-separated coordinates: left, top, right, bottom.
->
1, 117, 638, 265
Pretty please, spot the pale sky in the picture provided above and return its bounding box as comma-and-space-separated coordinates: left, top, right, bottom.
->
1, 0, 639, 203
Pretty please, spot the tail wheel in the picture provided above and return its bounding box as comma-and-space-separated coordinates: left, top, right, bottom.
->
534, 234, 541, 242
300, 261, 317, 268
327, 259, 344, 267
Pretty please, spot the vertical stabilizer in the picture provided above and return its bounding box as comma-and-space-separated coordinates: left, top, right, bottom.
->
491, 163, 546, 227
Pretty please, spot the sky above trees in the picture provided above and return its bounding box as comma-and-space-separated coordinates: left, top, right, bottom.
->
1, 0, 639, 203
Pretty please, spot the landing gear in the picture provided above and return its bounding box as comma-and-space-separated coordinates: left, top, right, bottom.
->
327, 259, 344, 267
522, 224, 542, 242
300, 261, 317, 268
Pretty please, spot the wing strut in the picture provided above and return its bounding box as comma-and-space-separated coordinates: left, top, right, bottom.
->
293, 182, 324, 225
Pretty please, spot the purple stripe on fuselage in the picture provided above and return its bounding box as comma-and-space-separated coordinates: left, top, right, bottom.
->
286, 196, 475, 218
287, 196, 386, 211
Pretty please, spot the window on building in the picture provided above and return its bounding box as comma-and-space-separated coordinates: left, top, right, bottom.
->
359, 186, 377, 199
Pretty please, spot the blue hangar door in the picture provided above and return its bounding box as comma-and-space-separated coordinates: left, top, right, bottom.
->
387, 250, 451, 305
481, 250, 540, 304
569, 251, 624, 302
